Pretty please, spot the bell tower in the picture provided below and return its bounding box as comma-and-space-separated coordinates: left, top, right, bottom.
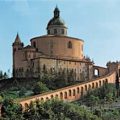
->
12, 33, 24, 77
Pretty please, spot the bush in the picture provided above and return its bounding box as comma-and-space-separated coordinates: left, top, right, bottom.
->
0, 95, 3, 103
33, 82, 49, 95
19, 87, 26, 97
1, 98, 22, 119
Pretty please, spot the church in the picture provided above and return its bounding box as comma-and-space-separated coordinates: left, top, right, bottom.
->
12, 7, 101, 81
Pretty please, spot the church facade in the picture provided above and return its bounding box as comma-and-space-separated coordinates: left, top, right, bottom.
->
12, 7, 103, 81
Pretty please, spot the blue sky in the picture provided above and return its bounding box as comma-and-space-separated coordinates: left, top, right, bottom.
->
0, 0, 120, 74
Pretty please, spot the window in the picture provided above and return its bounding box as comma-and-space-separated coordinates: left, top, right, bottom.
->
94, 69, 99, 77
33, 41, 36, 48
48, 30, 50, 34
73, 89, 76, 96
54, 29, 57, 34
61, 29, 64, 34
14, 48, 16, 52
68, 41, 72, 49
69, 90, 72, 96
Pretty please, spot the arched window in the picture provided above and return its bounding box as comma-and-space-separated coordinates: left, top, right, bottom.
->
61, 29, 64, 34
48, 30, 50, 34
69, 89, 72, 96
92, 83, 94, 88
41, 98, 44, 101
81, 87, 84, 96
51, 95, 54, 99
94, 69, 99, 77
33, 41, 36, 48
64, 92, 67, 99
43, 64, 47, 73
96, 82, 98, 88
89, 84, 91, 89
68, 41, 72, 49
73, 89, 76, 96
55, 94, 58, 98
14, 48, 16, 52
60, 92, 63, 99
54, 29, 57, 34
25, 103, 29, 110
99, 81, 101, 86
77, 87, 80, 94
85, 85, 87, 91
105, 79, 108, 83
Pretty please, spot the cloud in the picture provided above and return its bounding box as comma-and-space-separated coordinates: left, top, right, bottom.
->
12, 0, 30, 16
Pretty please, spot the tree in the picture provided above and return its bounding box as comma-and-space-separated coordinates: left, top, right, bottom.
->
1, 98, 23, 119
33, 81, 49, 95
19, 87, 26, 97
0, 70, 9, 80
0, 95, 3, 103
86, 95, 99, 108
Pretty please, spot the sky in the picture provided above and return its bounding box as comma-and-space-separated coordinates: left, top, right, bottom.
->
0, 0, 120, 75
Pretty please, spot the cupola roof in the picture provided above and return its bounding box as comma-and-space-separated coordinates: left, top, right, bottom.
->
47, 6, 67, 29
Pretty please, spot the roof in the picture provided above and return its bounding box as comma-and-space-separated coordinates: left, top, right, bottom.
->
47, 17, 66, 29
24, 45, 35, 49
47, 6, 67, 29
14, 33, 21, 43
30, 35, 84, 42
31, 55, 93, 64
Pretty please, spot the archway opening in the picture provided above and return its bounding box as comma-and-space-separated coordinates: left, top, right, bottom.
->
77, 87, 80, 94
94, 69, 99, 77
92, 83, 94, 88
69, 90, 72, 96
60, 92, 63, 99
81, 87, 84, 96
73, 89, 76, 96
64, 92, 67, 99
99, 81, 101, 86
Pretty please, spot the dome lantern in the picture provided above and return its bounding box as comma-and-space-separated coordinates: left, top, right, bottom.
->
47, 6, 67, 36
54, 6, 60, 18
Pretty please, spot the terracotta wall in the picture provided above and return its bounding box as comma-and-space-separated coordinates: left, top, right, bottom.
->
31, 36, 84, 59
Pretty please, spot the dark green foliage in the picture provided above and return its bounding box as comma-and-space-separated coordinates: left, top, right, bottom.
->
23, 99, 101, 120
0, 95, 3, 103
115, 74, 119, 90
41, 73, 71, 90
1, 98, 23, 119
1, 98, 120, 120
19, 87, 26, 97
33, 81, 49, 95
0, 70, 9, 80
82, 83, 116, 106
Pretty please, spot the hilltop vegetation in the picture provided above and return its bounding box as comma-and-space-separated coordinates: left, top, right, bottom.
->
1, 70, 120, 120
0, 72, 78, 103
0, 82, 120, 119
1, 98, 101, 120
1, 95, 120, 120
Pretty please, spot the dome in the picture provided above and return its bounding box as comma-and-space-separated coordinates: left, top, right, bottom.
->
46, 6, 67, 36
47, 17, 66, 28
47, 6, 67, 29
